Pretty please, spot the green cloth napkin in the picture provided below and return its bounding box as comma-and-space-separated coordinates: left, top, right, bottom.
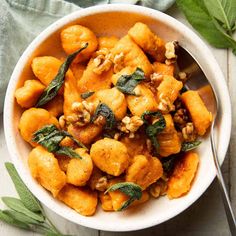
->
0, 0, 175, 112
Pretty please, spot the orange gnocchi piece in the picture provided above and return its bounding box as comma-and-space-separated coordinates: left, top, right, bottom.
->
57, 184, 98, 216
126, 155, 163, 190
112, 35, 153, 77
67, 123, 102, 145
127, 84, 158, 117
66, 148, 93, 186
167, 152, 199, 199
77, 58, 113, 93
90, 138, 129, 176
181, 90, 212, 136
28, 146, 66, 197
157, 114, 182, 157
152, 62, 174, 76
43, 95, 64, 118
98, 36, 119, 50
61, 25, 98, 63
15, 80, 45, 108
19, 108, 59, 146
128, 22, 166, 62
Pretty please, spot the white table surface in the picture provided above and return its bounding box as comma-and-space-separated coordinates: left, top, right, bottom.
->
0, 4, 235, 236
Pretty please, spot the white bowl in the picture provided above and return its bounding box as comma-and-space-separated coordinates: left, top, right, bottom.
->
4, 4, 231, 232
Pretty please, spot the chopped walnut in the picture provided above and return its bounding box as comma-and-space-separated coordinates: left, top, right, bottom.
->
95, 176, 108, 191
59, 115, 66, 129
93, 48, 113, 75
149, 179, 168, 198
150, 73, 163, 87
114, 132, 121, 140
93, 115, 106, 126
113, 52, 125, 73
178, 71, 187, 81
119, 116, 144, 134
173, 108, 188, 129
182, 122, 197, 142
157, 93, 175, 113
66, 101, 95, 127
165, 41, 178, 65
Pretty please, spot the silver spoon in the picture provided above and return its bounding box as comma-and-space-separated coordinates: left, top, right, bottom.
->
177, 46, 236, 235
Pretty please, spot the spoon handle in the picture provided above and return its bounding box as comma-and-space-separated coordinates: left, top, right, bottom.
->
210, 125, 236, 235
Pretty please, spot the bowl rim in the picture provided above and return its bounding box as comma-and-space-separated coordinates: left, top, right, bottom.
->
3, 4, 232, 232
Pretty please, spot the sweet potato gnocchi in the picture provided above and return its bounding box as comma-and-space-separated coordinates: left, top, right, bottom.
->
15, 22, 212, 216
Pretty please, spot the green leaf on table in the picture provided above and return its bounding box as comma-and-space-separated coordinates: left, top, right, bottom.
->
0, 210, 30, 230
181, 140, 201, 152
5, 162, 42, 212
204, 0, 236, 33
1, 197, 44, 222
105, 182, 142, 211
176, 0, 236, 52
3, 210, 41, 225
91, 103, 116, 130
115, 67, 145, 95
36, 43, 88, 107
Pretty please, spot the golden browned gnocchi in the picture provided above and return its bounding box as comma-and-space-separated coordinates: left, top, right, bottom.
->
28, 146, 66, 197
66, 148, 93, 186
57, 184, 98, 216
15, 80, 45, 108
15, 22, 211, 216
61, 25, 98, 63
90, 138, 129, 176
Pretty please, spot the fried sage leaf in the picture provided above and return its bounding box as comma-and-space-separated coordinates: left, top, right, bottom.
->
181, 141, 201, 152
80, 91, 95, 99
91, 103, 116, 130
32, 124, 86, 158
105, 182, 142, 211
36, 43, 88, 107
115, 67, 145, 95
5, 163, 42, 213
141, 111, 166, 152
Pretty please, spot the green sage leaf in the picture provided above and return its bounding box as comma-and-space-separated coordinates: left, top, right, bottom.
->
176, 0, 236, 51
1, 197, 44, 222
32, 124, 86, 158
105, 182, 142, 211
80, 91, 95, 99
161, 155, 178, 175
55, 146, 82, 159
181, 141, 201, 152
142, 111, 166, 152
115, 67, 145, 95
36, 43, 88, 107
0, 210, 30, 230
5, 162, 42, 213
204, 0, 236, 33
3, 210, 41, 225
91, 103, 116, 130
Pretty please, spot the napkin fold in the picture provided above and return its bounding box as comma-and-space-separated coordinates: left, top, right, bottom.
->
0, 0, 175, 112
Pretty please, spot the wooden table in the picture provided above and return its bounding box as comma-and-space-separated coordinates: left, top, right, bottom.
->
0, 4, 235, 236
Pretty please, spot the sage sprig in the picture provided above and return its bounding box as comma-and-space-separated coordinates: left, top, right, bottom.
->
105, 182, 142, 211
177, 0, 236, 54
36, 43, 88, 107
115, 67, 145, 95
0, 163, 68, 235
32, 124, 87, 159
141, 111, 166, 152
